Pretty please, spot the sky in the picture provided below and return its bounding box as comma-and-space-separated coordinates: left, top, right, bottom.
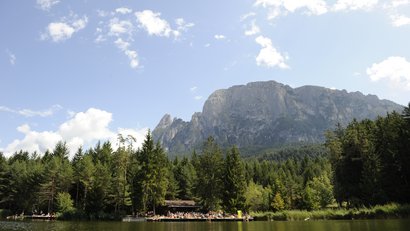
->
1, 0, 410, 158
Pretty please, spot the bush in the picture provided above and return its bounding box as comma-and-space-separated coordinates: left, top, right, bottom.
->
251, 203, 410, 221
0, 209, 12, 218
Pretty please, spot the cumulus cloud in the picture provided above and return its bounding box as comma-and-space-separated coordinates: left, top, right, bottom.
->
46, 22, 75, 41
135, 10, 179, 37
255, 0, 328, 19
114, 38, 139, 69
134, 10, 193, 38
43, 15, 88, 42
255, 35, 289, 69
0, 104, 62, 117
95, 10, 143, 69
390, 14, 410, 27
37, 0, 60, 11
333, 0, 378, 11
94, 9, 192, 69
5, 124, 62, 156
58, 108, 113, 141
366, 56, 410, 90
214, 34, 226, 40
109, 18, 133, 36
244, 21, 261, 36
115, 7, 132, 14
2, 108, 148, 158
190, 86, 198, 92
388, 0, 410, 8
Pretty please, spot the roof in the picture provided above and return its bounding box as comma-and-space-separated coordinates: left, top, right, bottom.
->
164, 200, 200, 208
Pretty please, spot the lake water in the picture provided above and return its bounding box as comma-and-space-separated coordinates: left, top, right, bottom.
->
1, 219, 409, 231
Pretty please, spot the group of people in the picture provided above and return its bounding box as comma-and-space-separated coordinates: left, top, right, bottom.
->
149, 211, 252, 221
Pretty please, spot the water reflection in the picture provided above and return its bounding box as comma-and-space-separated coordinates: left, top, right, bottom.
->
1, 219, 409, 231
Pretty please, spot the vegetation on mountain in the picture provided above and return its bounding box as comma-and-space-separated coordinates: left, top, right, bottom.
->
153, 81, 402, 155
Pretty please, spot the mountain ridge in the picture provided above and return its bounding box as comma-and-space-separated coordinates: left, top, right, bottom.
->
153, 80, 403, 155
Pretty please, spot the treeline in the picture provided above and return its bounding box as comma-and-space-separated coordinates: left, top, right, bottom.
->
0, 135, 333, 219
326, 104, 410, 207
0, 103, 409, 219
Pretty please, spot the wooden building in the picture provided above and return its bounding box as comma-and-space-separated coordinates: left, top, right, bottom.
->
157, 200, 201, 215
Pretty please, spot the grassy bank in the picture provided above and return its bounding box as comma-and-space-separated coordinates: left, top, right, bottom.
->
251, 203, 410, 221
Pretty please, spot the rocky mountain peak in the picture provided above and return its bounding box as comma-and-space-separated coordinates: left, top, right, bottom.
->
153, 80, 403, 155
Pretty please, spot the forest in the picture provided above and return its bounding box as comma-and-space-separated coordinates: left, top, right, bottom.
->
0, 103, 409, 219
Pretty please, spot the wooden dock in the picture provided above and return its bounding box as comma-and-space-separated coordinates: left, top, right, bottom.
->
7, 214, 56, 220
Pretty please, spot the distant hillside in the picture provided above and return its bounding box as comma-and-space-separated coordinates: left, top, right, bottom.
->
153, 80, 403, 155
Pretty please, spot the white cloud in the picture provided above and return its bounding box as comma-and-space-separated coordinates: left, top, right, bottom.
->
5, 124, 62, 156
389, 0, 410, 8
214, 34, 226, 40
37, 0, 60, 11
134, 11, 193, 38
43, 15, 88, 42
72, 17, 88, 31
67, 110, 76, 118
7, 51, 16, 65
255, 35, 289, 69
116, 7, 132, 14
255, 0, 328, 19
114, 127, 148, 149
95, 34, 106, 43
114, 38, 139, 69
0, 104, 62, 117
97, 9, 111, 17
241, 12, 257, 21
47, 22, 75, 42
58, 108, 113, 142
333, 0, 378, 11
2, 108, 148, 158
135, 10, 179, 37
175, 18, 195, 31
109, 18, 133, 36
390, 14, 410, 27
366, 56, 410, 90
245, 21, 261, 36
189, 87, 202, 100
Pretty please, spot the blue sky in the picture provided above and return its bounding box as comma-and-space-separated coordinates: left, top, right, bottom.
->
1, 0, 410, 157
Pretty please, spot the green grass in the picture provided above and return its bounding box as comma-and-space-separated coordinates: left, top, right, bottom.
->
251, 203, 410, 221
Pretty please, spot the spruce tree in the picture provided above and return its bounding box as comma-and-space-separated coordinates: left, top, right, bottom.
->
194, 137, 223, 211
222, 146, 246, 213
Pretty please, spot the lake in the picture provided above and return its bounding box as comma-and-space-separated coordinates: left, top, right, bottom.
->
1, 219, 409, 231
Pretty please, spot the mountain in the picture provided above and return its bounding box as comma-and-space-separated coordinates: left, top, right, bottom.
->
153, 80, 403, 155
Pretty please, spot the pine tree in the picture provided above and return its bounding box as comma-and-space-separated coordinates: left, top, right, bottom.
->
194, 137, 224, 211
174, 157, 196, 200
134, 131, 168, 214
222, 146, 246, 213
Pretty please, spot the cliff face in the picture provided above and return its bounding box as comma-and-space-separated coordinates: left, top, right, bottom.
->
153, 80, 403, 154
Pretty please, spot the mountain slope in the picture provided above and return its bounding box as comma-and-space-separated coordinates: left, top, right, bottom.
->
153, 80, 403, 154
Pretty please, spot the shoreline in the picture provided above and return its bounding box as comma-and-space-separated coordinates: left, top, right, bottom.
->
251, 203, 410, 221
